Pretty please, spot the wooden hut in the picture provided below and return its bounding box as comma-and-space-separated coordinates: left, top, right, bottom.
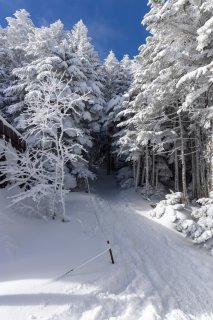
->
0, 115, 26, 187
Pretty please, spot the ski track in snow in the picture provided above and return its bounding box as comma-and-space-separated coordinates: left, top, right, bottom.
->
1, 175, 213, 319
91, 177, 213, 320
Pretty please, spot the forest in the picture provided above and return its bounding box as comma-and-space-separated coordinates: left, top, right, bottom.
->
2, 1, 213, 319
0, 0, 213, 242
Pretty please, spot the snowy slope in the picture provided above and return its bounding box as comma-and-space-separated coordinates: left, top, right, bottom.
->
1, 176, 213, 320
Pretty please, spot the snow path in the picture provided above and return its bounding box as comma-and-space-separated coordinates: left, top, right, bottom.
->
91, 175, 213, 320
1, 175, 213, 319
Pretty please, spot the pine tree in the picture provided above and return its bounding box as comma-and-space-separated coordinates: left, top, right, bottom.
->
0, 10, 34, 124
177, 0, 213, 195
3, 16, 97, 193
71, 20, 105, 122
103, 51, 132, 173
117, 0, 203, 198
0, 72, 93, 219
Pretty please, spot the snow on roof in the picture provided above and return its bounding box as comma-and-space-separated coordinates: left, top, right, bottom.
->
0, 114, 24, 140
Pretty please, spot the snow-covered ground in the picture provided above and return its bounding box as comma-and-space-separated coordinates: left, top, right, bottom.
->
1, 174, 213, 320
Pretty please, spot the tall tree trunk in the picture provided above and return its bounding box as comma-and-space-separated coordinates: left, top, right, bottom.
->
179, 114, 189, 204
106, 139, 111, 175
206, 88, 213, 195
152, 150, 155, 187
135, 156, 141, 188
200, 131, 208, 197
195, 146, 201, 199
174, 141, 179, 192
191, 139, 196, 199
59, 125, 66, 221
156, 168, 159, 189
133, 160, 136, 185
209, 127, 213, 194
145, 144, 149, 193
141, 163, 145, 186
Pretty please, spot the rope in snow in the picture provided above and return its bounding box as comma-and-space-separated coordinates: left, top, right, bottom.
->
54, 179, 115, 282
55, 247, 110, 281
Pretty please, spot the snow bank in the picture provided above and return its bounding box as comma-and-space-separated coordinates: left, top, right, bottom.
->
151, 191, 184, 221
151, 191, 213, 253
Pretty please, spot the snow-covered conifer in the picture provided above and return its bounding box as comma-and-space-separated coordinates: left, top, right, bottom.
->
0, 10, 34, 124
103, 51, 132, 172
71, 20, 105, 136
0, 72, 93, 220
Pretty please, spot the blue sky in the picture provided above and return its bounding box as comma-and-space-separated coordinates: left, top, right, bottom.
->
0, 0, 150, 60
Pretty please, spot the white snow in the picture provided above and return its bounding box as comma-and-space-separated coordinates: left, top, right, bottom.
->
1, 175, 213, 320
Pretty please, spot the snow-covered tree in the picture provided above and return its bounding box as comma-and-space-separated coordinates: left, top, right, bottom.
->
102, 51, 132, 173
70, 20, 106, 168
0, 72, 93, 220
0, 10, 34, 123
0, 27, 11, 116
6, 19, 104, 164
5, 19, 65, 131
117, 0, 212, 201
177, 0, 213, 196
71, 20, 104, 132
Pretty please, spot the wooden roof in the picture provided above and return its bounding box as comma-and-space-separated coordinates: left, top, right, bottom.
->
0, 115, 26, 152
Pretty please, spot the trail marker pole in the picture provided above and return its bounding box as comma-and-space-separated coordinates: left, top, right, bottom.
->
107, 240, 115, 264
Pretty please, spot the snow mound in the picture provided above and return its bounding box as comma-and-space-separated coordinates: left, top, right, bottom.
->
152, 191, 184, 222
